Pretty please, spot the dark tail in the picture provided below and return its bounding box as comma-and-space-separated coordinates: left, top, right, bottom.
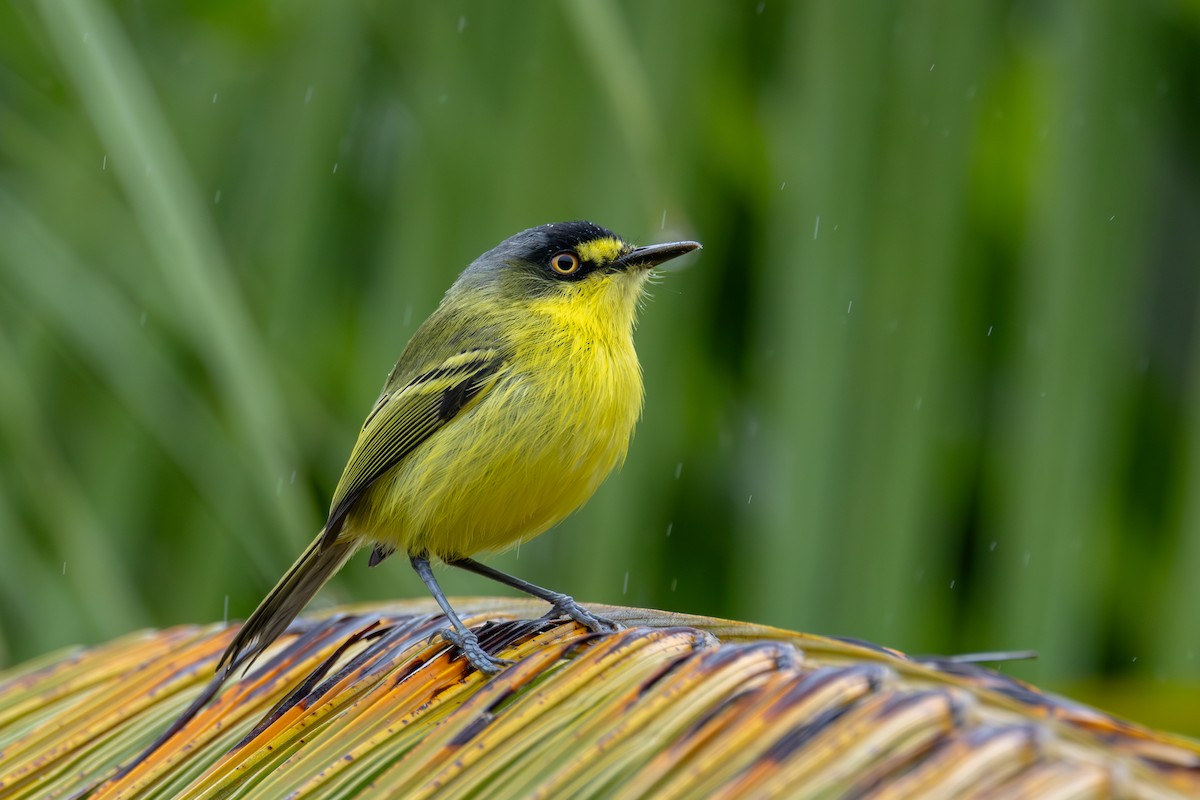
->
217, 532, 358, 677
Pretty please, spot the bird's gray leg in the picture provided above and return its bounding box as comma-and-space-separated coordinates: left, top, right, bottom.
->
445, 556, 620, 633
410, 554, 511, 673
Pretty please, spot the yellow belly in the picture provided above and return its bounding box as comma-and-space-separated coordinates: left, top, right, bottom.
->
347, 333, 643, 559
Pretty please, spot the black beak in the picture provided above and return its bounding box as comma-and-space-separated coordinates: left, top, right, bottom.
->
615, 240, 702, 270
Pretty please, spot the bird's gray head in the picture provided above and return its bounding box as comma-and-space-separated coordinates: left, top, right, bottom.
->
452, 221, 699, 301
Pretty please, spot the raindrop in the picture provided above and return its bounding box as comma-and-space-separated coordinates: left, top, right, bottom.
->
674, 462, 682, 480
987, 325, 993, 337
62, 561, 67, 575
622, 571, 630, 594
290, 470, 297, 484
332, 162, 339, 174
212, 92, 219, 104
670, 578, 678, 592
756, 2, 765, 13
1023, 550, 1031, 567
747, 494, 753, 504
305, 85, 314, 104
779, 181, 786, 191
813, 215, 820, 239
458, 15, 468, 32
661, 209, 667, 230
949, 579, 956, 589
213, 189, 222, 204
847, 300, 853, 314
666, 522, 673, 537
929, 63, 936, 71
914, 397, 923, 411
989, 541, 997, 551
224, 595, 229, 624
101, 154, 107, 170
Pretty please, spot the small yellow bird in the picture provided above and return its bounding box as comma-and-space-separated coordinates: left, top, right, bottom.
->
220, 221, 700, 674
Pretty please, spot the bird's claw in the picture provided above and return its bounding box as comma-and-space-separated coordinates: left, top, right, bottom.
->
542, 594, 621, 634
434, 626, 512, 674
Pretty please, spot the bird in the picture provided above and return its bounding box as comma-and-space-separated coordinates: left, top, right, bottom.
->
219, 221, 701, 675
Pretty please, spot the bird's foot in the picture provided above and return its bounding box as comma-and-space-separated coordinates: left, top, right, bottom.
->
541, 593, 621, 634
434, 626, 512, 674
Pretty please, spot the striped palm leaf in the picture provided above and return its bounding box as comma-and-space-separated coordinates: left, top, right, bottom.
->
1, 599, 1197, 799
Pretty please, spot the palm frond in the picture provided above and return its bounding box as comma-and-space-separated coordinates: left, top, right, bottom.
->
1, 600, 1196, 799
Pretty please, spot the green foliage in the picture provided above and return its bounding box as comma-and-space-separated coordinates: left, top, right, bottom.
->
0, 0, 1198, 728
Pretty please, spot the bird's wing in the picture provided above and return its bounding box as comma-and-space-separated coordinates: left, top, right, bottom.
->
322, 348, 505, 544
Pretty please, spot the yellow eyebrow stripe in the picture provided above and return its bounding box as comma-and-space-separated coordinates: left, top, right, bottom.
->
574, 237, 629, 265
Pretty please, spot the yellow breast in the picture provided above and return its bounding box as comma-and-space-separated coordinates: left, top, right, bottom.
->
352, 272, 647, 558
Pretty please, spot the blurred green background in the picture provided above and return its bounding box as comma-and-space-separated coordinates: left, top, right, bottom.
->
2, 0, 1199, 733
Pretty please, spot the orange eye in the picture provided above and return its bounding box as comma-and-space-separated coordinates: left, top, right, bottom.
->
550, 251, 581, 275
